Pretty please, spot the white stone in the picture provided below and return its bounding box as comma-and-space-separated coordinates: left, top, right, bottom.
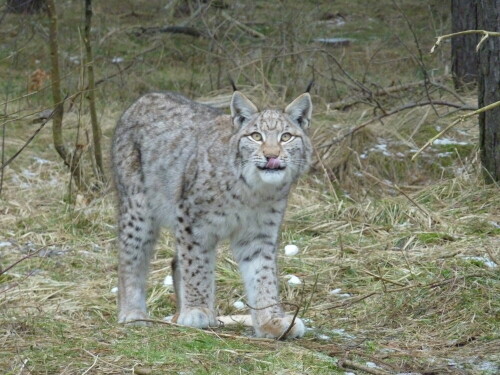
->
284, 244, 299, 256
233, 301, 245, 310
163, 275, 174, 286
286, 275, 302, 285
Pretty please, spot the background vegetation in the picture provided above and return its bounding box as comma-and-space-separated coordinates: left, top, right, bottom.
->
1, 0, 498, 374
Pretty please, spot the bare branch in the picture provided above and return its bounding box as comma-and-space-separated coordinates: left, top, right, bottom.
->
431, 30, 500, 53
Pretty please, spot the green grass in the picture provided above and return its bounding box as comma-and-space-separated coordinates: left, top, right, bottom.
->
1, 0, 499, 374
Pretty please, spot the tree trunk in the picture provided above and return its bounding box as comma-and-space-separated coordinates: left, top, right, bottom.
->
84, 0, 105, 183
46, 0, 83, 190
451, 0, 479, 89
477, 0, 500, 183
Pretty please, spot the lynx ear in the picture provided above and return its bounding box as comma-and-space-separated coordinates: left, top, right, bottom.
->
230, 91, 258, 127
285, 93, 312, 129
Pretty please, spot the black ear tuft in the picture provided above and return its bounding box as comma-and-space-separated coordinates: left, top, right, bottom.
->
305, 80, 314, 93
229, 77, 238, 92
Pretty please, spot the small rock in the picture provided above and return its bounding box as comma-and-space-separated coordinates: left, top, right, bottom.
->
284, 244, 299, 256
163, 275, 174, 286
233, 301, 245, 310
285, 275, 302, 285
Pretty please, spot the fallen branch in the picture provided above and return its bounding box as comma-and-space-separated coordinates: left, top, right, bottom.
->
134, 25, 204, 38
338, 358, 392, 375
128, 318, 276, 343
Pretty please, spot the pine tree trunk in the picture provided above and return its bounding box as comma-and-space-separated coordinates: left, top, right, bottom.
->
451, 0, 479, 89
477, 0, 500, 183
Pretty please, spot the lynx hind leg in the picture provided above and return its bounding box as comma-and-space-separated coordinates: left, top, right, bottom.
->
117, 191, 159, 325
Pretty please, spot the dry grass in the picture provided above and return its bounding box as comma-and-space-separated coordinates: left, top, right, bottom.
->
1, 0, 499, 374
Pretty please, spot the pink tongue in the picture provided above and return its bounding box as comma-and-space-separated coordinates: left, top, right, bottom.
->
265, 157, 281, 169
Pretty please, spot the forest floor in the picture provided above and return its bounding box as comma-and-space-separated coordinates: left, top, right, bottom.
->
1, 1, 499, 374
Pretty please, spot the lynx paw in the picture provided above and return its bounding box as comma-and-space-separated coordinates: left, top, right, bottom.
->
118, 309, 150, 326
174, 307, 218, 329
255, 316, 305, 339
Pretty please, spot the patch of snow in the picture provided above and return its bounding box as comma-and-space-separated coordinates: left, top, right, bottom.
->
432, 138, 469, 146
111, 287, 118, 294
33, 157, 51, 164
436, 152, 453, 158
284, 244, 299, 256
462, 256, 497, 269
317, 334, 331, 340
69, 56, 80, 64
365, 361, 380, 369
112, 57, 124, 64
489, 221, 500, 228
330, 288, 351, 297
233, 301, 245, 310
477, 361, 499, 372
284, 275, 302, 285
163, 275, 174, 286
0, 241, 12, 248
331, 328, 355, 338
21, 169, 38, 178
164, 315, 174, 322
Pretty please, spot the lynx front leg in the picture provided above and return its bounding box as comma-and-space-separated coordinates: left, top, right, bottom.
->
171, 221, 218, 328
232, 232, 305, 339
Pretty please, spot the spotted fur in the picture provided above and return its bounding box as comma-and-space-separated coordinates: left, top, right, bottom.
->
112, 89, 313, 338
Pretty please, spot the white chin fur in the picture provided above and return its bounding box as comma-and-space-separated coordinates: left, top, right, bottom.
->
257, 169, 287, 184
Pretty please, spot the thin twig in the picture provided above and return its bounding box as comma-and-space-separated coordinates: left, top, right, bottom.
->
81, 352, 99, 375
127, 318, 276, 342
339, 358, 392, 375
412, 100, 500, 160
362, 270, 407, 287
221, 11, 266, 39
0, 110, 54, 172
431, 30, 500, 54
319, 100, 475, 151
277, 302, 301, 340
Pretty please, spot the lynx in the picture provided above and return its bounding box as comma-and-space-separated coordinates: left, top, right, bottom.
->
112, 87, 313, 338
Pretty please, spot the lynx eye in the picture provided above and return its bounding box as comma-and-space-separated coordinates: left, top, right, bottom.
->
280, 132, 293, 142
250, 132, 263, 142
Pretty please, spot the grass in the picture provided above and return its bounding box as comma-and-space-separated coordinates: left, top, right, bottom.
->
1, 0, 499, 374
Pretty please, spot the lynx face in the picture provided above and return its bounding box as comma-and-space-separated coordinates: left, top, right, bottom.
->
232, 92, 313, 186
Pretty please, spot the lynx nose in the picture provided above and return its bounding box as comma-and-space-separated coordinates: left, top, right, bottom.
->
265, 153, 279, 160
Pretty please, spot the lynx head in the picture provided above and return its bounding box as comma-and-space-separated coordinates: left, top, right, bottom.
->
230, 90, 313, 187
